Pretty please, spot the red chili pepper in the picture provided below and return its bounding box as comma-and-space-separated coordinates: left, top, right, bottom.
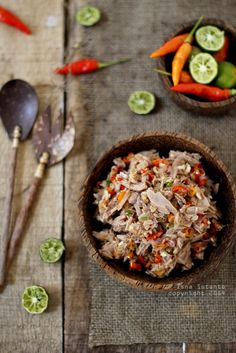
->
172, 185, 188, 197
110, 176, 116, 182
171, 83, 236, 102
147, 230, 163, 240
213, 36, 229, 62
120, 184, 125, 190
198, 177, 207, 187
129, 260, 142, 271
148, 172, 155, 182
154, 254, 163, 264
137, 255, 147, 266
107, 187, 116, 196
0, 6, 31, 35
55, 58, 129, 75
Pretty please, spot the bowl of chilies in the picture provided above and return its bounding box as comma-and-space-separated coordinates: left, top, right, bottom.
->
79, 132, 236, 291
150, 18, 236, 115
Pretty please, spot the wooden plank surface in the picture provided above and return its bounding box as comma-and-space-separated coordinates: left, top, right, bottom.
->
63, 1, 236, 353
0, 1, 235, 353
0, 1, 64, 353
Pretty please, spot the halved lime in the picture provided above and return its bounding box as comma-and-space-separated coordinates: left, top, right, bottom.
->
196, 25, 225, 52
22, 285, 48, 314
39, 238, 65, 263
189, 53, 218, 84
76, 6, 101, 27
128, 91, 156, 115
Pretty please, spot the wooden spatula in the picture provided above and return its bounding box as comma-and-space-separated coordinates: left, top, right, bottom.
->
1, 106, 75, 287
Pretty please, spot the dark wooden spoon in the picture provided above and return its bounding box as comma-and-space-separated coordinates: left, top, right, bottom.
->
0, 79, 38, 287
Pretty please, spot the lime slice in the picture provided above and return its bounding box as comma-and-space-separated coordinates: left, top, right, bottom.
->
39, 238, 65, 263
128, 91, 156, 115
22, 285, 48, 314
76, 6, 101, 27
189, 53, 218, 84
196, 25, 225, 52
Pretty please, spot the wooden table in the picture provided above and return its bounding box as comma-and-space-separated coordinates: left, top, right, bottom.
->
0, 1, 235, 352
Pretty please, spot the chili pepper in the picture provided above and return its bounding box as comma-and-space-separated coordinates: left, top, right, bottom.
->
152, 159, 169, 167
198, 177, 207, 187
129, 260, 142, 271
0, 6, 31, 35
154, 69, 194, 84
149, 33, 188, 58
184, 227, 193, 238
55, 58, 130, 75
192, 242, 205, 253
147, 230, 163, 241
123, 153, 134, 164
117, 190, 126, 203
171, 83, 236, 102
120, 184, 126, 190
188, 186, 197, 197
167, 213, 174, 223
148, 172, 155, 182
172, 185, 188, 197
137, 255, 147, 266
172, 16, 203, 86
213, 36, 229, 62
107, 186, 116, 196
154, 254, 163, 264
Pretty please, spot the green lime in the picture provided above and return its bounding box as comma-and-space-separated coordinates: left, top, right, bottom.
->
76, 6, 101, 26
39, 238, 65, 263
196, 25, 225, 52
189, 53, 218, 84
128, 91, 156, 115
22, 285, 48, 314
215, 61, 236, 89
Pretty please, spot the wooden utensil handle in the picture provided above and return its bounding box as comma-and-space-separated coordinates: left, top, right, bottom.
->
6, 152, 49, 281
0, 127, 20, 287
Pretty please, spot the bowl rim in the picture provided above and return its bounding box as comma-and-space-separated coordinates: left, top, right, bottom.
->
158, 18, 236, 109
79, 131, 236, 291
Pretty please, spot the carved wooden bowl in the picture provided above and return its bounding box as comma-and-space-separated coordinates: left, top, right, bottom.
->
158, 19, 236, 115
79, 132, 236, 291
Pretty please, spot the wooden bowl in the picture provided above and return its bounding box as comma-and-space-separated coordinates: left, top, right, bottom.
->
79, 132, 236, 291
158, 18, 236, 115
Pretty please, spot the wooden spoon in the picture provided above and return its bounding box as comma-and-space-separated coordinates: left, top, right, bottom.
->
0, 79, 38, 286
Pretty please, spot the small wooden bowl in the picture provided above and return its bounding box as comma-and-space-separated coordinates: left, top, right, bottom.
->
158, 18, 236, 115
79, 132, 236, 291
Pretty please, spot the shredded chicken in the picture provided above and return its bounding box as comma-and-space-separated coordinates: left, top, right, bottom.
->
93, 150, 223, 278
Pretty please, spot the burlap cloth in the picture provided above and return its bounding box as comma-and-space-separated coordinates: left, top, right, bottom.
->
77, 0, 236, 346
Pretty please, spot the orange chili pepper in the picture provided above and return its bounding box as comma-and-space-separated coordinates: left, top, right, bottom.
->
172, 16, 203, 86
154, 254, 163, 264
184, 227, 193, 238
152, 159, 169, 167
117, 190, 126, 202
172, 185, 188, 197
123, 153, 134, 164
149, 33, 188, 58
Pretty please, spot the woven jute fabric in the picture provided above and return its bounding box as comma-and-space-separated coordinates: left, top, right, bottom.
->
79, 0, 236, 346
